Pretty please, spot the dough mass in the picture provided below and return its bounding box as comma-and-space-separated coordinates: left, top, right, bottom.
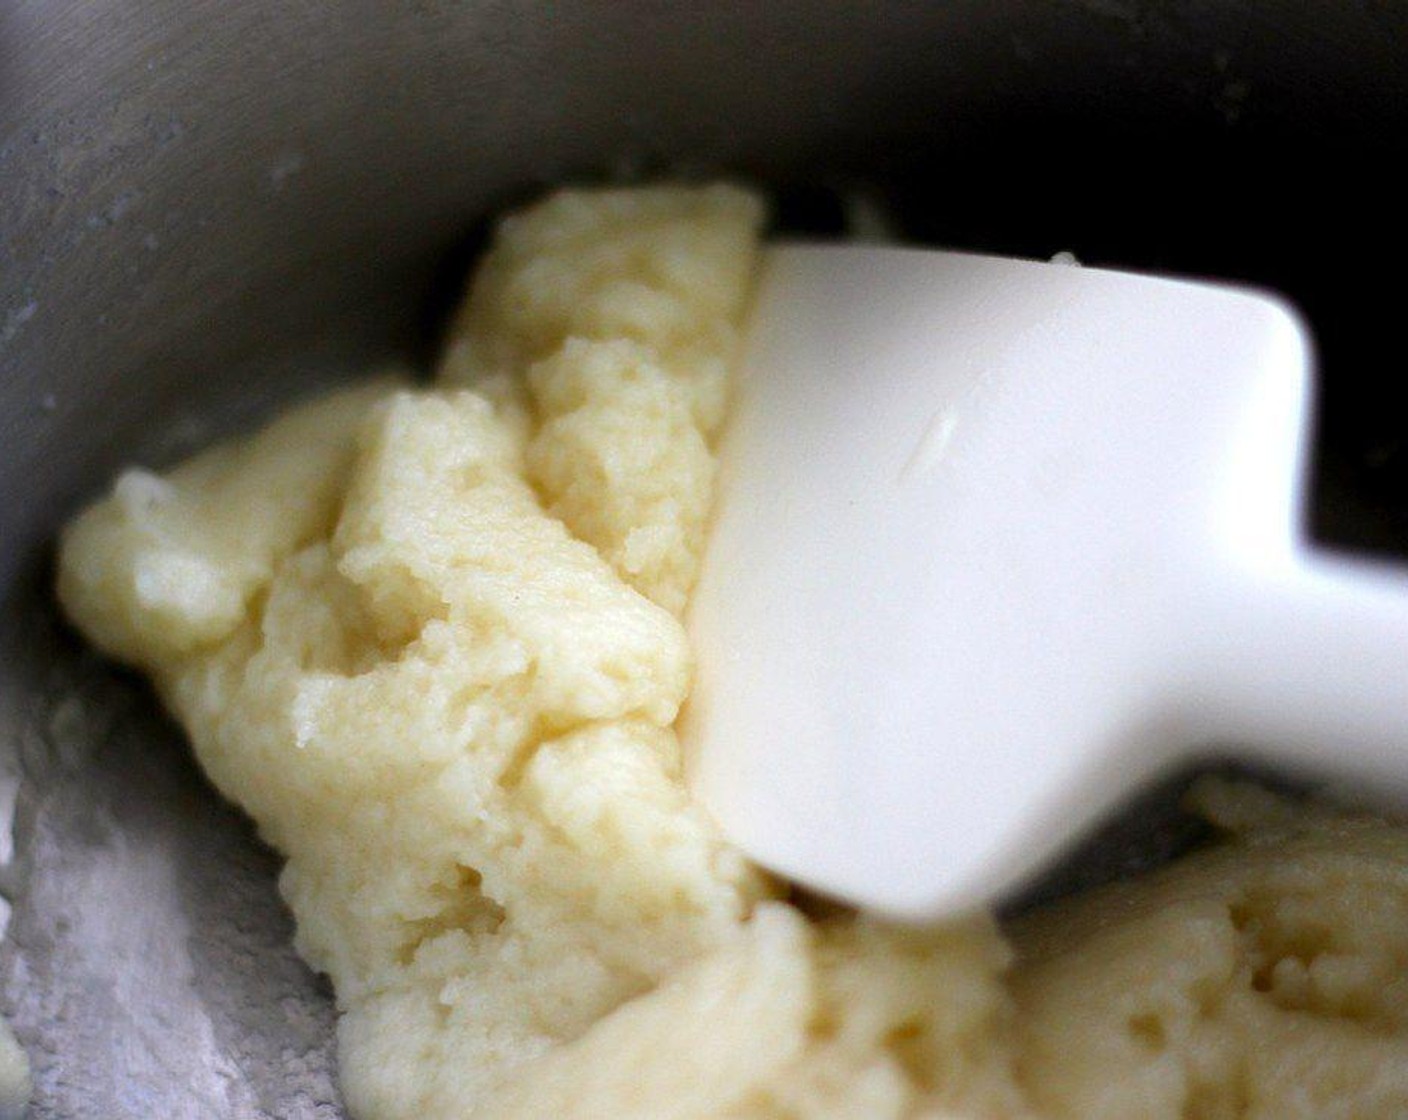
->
58, 185, 1408, 1118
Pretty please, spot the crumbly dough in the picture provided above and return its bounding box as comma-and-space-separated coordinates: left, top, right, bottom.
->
57, 184, 1408, 1119
1010, 780, 1408, 1120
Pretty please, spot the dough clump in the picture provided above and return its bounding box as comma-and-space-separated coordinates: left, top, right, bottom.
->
57, 185, 1408, 1119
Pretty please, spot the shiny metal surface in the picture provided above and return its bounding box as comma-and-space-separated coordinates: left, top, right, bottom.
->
3, 3, 1407, 1115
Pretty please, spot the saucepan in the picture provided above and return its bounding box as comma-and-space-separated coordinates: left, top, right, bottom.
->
2, 3, 1406, 1114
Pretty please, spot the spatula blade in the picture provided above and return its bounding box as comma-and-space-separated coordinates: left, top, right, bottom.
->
683, 245, 1310, 917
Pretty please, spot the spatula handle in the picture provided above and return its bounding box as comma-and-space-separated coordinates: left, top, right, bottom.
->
1194, 552, 1408, 802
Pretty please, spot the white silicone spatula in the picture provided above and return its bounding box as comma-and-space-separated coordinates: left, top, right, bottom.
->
684, 244, 1408, 919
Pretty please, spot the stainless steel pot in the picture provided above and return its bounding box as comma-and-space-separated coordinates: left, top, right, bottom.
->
4, 4, 1406, 1115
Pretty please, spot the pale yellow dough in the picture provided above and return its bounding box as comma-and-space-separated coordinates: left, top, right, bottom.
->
57, 185, 1408, 1119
